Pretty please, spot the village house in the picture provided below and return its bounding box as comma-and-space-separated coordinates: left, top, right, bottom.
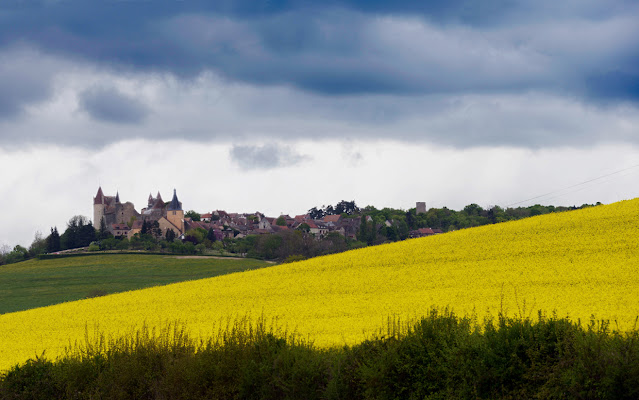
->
111, 223, 130, 237
201, 213, 213, 222
95, 189, 442, 244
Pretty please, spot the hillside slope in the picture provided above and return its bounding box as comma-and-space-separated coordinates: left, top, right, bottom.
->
0, 254, 271, 314
2, 199, 639, 370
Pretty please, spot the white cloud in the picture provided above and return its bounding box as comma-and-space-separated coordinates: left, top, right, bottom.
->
2, 140, 638, 249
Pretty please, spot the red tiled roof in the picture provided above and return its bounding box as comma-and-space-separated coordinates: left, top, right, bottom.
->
323, 215, 342, 223
201, 213, 212, 218
418, 228, 435, 235
152, 197, 165, 209
111, 223, 130, 230
131, 221, 143, 229
187, 221, 213, 231
94, 187, 105, 205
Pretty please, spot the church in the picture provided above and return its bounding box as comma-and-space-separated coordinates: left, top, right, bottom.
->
93, 187, 185, 238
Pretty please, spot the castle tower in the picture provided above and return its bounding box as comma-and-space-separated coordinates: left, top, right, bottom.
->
416, 202, 427, 215
93, 186, 106, 227
167, 189, 184, 234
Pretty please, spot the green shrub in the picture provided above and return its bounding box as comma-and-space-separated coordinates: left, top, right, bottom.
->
2, 312, 639, 399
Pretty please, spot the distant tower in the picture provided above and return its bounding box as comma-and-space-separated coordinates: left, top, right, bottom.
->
416, 202, 427, 215
167, 189, 184, 234
93, 186, 106, 226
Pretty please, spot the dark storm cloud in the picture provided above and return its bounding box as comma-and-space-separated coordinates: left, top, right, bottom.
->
0, 48, 56, 119
0, 0, 637, 102
586, 70, 639, 103
79, 86, 149, 124
229, 144, 306, 170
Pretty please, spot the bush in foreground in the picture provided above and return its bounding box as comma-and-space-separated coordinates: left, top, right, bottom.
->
2, 311, 639, 399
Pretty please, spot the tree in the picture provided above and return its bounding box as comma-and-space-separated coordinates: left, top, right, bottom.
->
141, 220, 149, 235
165, 228, 176, 243
60, 215, 94, 249
5, 245, 28, 264
0, 244, 9, 266
463, 203, 483, 217
385, 225, 398, 241
308, 207, 324, 219
185, 210, 201, 221
207, 227, 216, 242
276, 216, 287, 226
151, 220, 162, 239
397, 220, 409, 240
98, 218, 108, 240
334, 200, 359, 215
47, 227, 61, 253
367, 221, 378, 246
129, 234, 144, 250
79, 222, 97, 247
28, 231, 47, 257
257, 234, 284, 260
297, 223, 310, 233
405, 210, 415, 229
185, 228, 206, 244
116, 237, 129, 250
358, 215, 367, 242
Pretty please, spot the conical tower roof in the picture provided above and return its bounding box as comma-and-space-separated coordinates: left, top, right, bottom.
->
94, 187, 105, 205
168, 189, 182, 211
115, 191, 120, 203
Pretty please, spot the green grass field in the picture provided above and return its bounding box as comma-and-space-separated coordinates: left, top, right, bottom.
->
0, 254, 272, 315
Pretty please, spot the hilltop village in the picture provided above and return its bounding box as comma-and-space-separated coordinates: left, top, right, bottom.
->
93, 187, 440, 242
0, 188, 600, 267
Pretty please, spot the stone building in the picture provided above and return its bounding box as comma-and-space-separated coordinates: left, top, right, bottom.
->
93, 187, 139, 230
93, 187, 185, 237
160, 189, 184, 236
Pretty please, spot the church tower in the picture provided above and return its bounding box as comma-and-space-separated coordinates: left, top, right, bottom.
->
167, 189, 184, 234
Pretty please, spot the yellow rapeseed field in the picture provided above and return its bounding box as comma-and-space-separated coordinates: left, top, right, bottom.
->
2, 199, 639, 370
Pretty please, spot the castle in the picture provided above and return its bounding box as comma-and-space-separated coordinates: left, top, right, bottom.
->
93, 187, 185, 238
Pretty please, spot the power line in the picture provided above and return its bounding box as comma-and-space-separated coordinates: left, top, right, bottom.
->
506, 163, 639, 207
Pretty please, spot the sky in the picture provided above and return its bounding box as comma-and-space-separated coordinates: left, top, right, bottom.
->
1, 0, 638, 248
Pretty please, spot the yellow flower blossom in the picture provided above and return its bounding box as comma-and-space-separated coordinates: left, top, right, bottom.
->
1, 199, 639, 370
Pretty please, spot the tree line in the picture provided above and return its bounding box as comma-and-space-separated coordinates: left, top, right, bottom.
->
0, 200, 602, 266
